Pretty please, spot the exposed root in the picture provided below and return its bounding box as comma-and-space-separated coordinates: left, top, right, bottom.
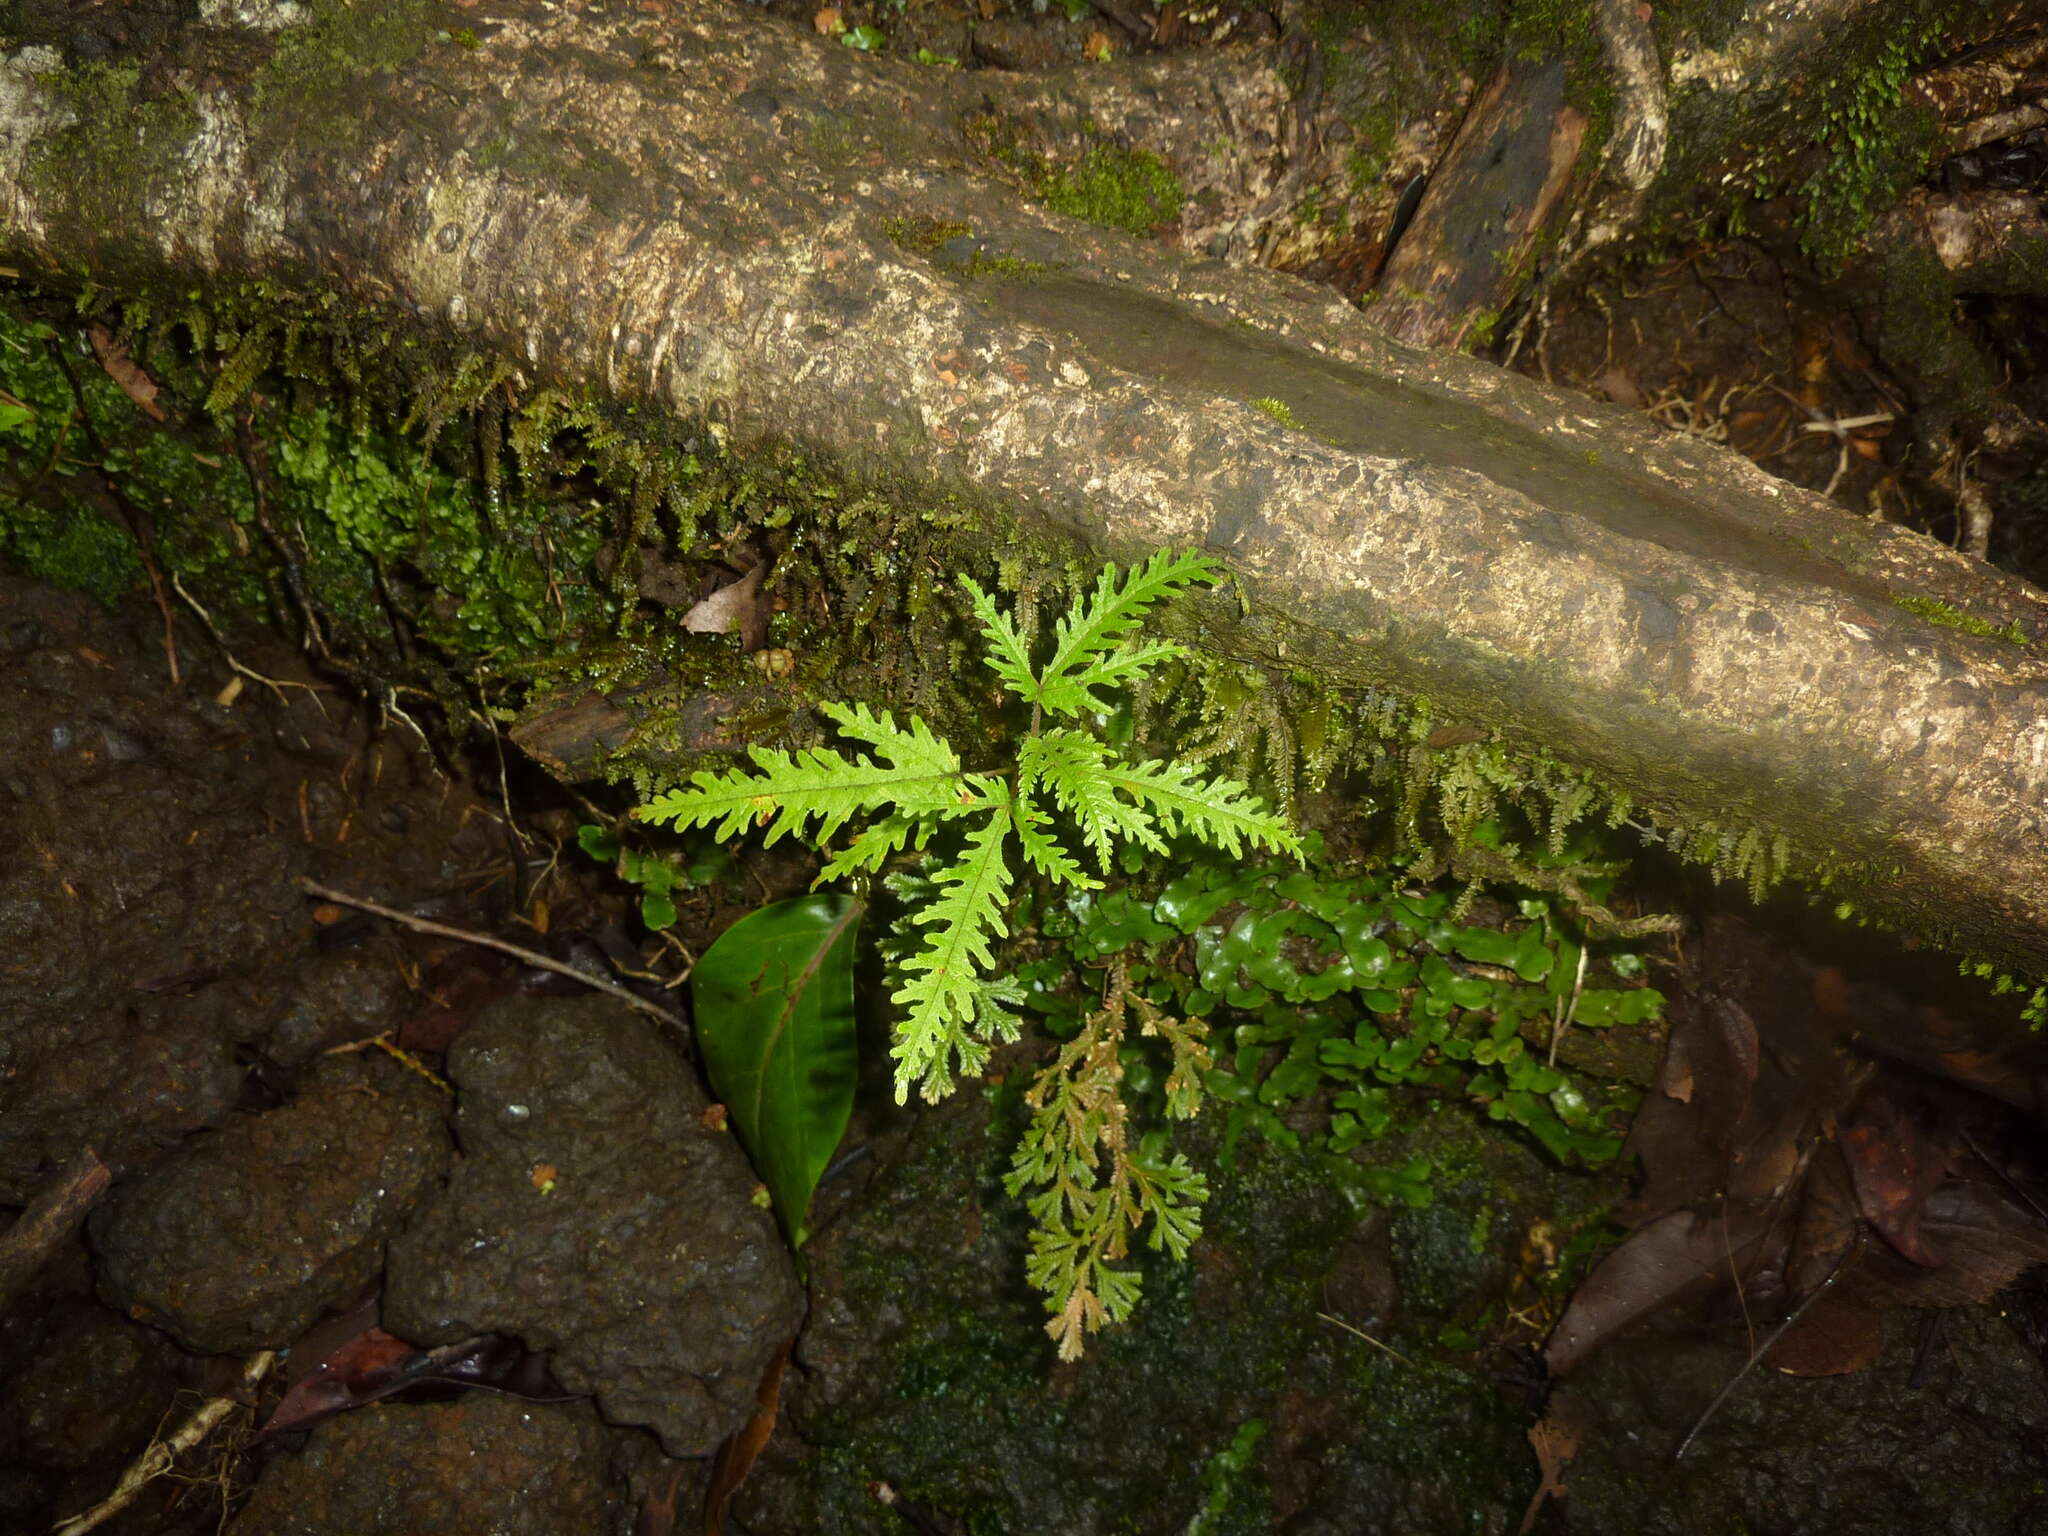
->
50, 1349, 275, 1536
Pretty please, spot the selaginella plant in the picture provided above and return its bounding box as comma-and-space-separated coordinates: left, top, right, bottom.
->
636, 550, 1300, 1355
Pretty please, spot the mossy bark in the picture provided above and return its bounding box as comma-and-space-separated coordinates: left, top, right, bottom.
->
1, 0, 2047, 976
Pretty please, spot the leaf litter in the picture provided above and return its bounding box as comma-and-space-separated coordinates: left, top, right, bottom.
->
1544, 915, 2048, 1444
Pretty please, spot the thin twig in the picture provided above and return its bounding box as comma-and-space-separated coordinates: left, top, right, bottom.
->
50, 1349, 275, 1536
294, 878, 689, 1034
1317, 1311, 1414, 1368
1548, 943, 1590, 1067
169, 572, 331, 711
1671, 1224, 1865, 1461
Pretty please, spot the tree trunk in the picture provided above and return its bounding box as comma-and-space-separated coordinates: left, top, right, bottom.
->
1, 0, 2045, 974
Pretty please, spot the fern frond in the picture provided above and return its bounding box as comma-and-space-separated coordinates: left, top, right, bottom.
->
819, 812, 927, 881
820, 701, 956, 774
1011, 792, 1097, 890
637, 704, 981, 847
1100, 756, 1302, 859
983, 550, 1220, 718
889, 805, 1017, 1103
1045, 549, 1219, 684
1053, 638, 1186, 716
961, 575, 1039, 704
1019, 729, 1163, 870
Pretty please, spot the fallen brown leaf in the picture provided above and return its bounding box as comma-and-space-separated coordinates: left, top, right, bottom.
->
88, 324, 167, 421
1769, 1292, 1885, 1377
1545, 1207, 1773, 1377
680, 564, 769, 651
704, 1340, 790, 1535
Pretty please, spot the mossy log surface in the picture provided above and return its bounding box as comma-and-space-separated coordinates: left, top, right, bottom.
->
2, 0, 2047, 969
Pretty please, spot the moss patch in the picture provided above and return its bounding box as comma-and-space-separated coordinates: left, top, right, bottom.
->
1037, 143, 1185, 238
1892, 593, 2032, 645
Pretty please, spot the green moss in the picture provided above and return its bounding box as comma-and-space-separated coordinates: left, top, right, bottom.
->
0, 289, 624, 679
1651, 0, 1749, 50
1795, 8, 1950, 268
882, 217, 973, 256
1502, 0, 1596, 64
249, 0, 438, 152
1037, 143, 1184, 238
1249, 396, 1299, 428
33, 59, 203, 218
0, 504, 143, 605
1892, 593, 2032, 645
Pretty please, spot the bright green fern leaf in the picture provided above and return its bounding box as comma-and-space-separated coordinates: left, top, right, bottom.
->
962, 575, 1040, 703
1100, 756, 1302, 859
890, 802, 1021, 1102
979, 549, 1221, 718
1020, 728, 1164, 870
1011, 791, 1098, 889
636, 701, 983, 847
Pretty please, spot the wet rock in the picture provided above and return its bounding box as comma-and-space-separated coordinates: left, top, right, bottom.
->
227, 1394, 617, 1535
91, 1055, 451, 1353
262, 943, 416, 1070
0, 1302, 182, 1472
383, 994, 800, 1457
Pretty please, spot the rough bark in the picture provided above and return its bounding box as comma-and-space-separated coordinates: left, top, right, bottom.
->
0, 0, 2046, 972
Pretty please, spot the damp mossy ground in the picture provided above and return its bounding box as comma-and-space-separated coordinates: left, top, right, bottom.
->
741, 1082, 1613, 1533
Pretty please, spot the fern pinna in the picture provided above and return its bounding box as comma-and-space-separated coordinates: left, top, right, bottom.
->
637, 549, 1300, 1355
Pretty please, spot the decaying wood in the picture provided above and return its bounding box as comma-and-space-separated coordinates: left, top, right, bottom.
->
0, 0, 2045, 974
1371, 56, 1587, 347
0, 1147, 108, 1314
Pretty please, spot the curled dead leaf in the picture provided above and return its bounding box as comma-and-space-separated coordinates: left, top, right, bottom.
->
88, 324, 167, 420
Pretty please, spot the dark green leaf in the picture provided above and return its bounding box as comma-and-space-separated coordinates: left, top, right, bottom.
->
1449, 926, 1522, 965
641, 891, 678, 931
692, 894, 864, 1247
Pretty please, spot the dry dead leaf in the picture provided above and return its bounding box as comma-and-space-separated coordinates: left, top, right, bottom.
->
680, 564, 768, 650
88, 325, 167, 420
703, 1341, 790, 1534
1516, 1392, 1591, 1534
